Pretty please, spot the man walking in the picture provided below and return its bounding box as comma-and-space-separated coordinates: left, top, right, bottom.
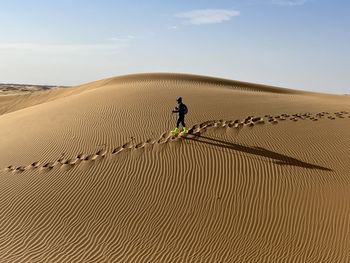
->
171, 97, 189, 135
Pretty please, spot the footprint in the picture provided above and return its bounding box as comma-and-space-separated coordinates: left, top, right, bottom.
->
227, 123, 236, 128
199, 121, 213, 128
169, 136, 182, 143
159, 131, 169, 139
244, 116, 253, 122
122, 141, 133, 149
68, 158, 81, 165
14, 166, 26, 173
112, 146, 124, 155
59, 159, 70, 165
135, 142, 146, 149
206, 122, 216, 128
192, 129, 202, 136
29, 162, 41, 169
96, 149, 107, 156
199, 125, 211, 133
214, 121, 226, 128
243, 119, 251, 125
83, 154, 95, 161
187, 127, 196, 135
6, 165, 16, 172
146, 138, 156, 144
252, 117, 265, 124
91, 154, 104, 161
157, 136, 170, 144
236, 123, 244, 129
76, 153, 85, 159
41, 162, 55, 170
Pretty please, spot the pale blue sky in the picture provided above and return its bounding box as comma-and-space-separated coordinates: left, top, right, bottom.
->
0, 0, 349, 93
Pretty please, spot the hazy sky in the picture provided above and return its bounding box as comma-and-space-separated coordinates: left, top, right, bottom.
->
0, 0, 349, 93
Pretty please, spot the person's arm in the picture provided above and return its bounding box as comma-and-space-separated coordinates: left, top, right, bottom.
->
172, 106, 179, 113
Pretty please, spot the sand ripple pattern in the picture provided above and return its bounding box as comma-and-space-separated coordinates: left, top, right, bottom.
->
3, 111, 349, 174
0, 108, 349, 262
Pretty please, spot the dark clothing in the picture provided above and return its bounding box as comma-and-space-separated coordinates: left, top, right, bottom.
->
177, 115, 186, 128
177, 103, 187, 117
173, 102, 187, 128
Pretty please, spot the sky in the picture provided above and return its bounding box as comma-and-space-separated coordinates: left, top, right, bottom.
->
0, 0, 349, 93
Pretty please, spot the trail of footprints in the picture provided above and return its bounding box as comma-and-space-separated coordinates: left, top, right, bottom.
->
3, 111, 349, 173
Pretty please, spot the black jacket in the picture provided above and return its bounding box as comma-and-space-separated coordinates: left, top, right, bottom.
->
174, 103, 187, 117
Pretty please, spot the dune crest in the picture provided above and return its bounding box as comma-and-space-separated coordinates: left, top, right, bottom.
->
0, 73, 319, 117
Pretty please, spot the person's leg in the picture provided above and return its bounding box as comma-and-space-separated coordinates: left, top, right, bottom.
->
171, 118, 181, 135
176, 118, 181, 128
178, 116, 184, 128
179, 116, 188, 133
181, 119, 186, 128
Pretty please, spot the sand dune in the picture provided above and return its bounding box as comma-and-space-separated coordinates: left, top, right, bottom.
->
0, 73, 349, 262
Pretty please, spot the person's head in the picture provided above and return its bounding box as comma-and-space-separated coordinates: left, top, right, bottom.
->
176, 97, 183, 104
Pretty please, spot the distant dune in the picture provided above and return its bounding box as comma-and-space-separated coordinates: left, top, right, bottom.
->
0, 73, 349, 262
0, 83, 67, 94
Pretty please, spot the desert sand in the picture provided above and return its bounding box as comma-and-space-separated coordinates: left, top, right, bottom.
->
0, 73, 349, 262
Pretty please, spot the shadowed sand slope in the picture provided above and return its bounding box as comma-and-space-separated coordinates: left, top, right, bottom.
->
0, 73, 350, 262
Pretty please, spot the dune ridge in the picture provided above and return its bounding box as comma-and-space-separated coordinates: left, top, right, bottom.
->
99, 73, 310, 94
0, 74, 349, 262
0, 72, 327, 117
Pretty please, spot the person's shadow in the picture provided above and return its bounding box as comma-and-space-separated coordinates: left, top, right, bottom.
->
184, 135, 332, 171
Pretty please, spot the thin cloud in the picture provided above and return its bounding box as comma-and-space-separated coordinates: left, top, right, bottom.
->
0, 42, 127, 54
271, 0, 311, 6
175, 9, 240, 25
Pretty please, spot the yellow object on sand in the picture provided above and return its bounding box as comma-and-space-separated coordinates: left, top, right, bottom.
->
171, 127, 180, 135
